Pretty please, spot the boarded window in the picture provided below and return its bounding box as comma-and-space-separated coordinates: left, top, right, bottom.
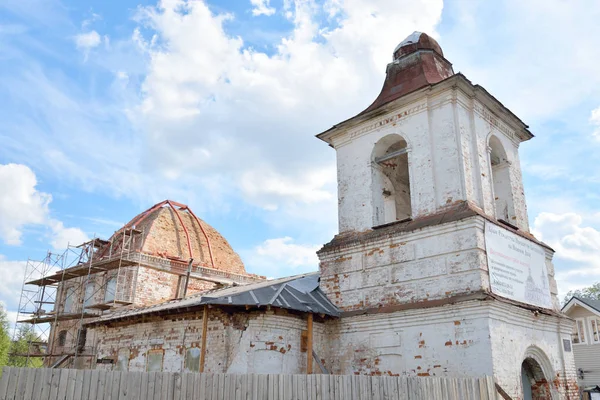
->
104, 277, 117, 303
57, 330, 67, 347
63, 287, 76, 313
184, 347, 201, 372
115, 348, 130, 371
84, 282, 95, 307
147, 350, 163, 372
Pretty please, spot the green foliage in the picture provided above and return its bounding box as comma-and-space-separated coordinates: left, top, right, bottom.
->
7, 324, 43, 368
564, 282, 600, 304
0, 304, 11, 367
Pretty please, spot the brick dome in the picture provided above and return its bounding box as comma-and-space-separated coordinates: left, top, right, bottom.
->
105, 200, 246, 275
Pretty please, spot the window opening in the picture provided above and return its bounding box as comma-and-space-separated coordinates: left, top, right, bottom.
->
489, 136, 514, 222
573, 318, 587, 344
57, 330, 67, 347
104, 276, 117, 303
116, 348, 130, 371
372, 135, 411, 226
590, 317, 600, 344
83, 281, 95, 308
184, 347, 201, 372
147, 349, 164, 372
63, 287, 75, 313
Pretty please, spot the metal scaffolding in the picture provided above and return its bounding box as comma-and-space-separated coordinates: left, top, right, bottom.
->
11, 228, 143, 368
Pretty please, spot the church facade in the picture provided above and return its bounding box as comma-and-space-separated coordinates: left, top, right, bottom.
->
37, 32, 577, 400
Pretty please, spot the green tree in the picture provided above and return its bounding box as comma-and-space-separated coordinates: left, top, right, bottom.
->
8, 324, 43, 368
0, 304, 11, 367
564, 282, 600, 304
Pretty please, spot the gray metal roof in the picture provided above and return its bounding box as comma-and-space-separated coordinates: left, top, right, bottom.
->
86, 272, 339, 325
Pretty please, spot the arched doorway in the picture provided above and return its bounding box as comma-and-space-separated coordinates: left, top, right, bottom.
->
521, 357, 553, 400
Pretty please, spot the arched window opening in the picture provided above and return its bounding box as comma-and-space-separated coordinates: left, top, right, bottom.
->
104, 276, 117, 303
57, 330, 67, 347
372, 135, 411, 226
63, 287, 75, 313
521, 358, 552, 400
489, 136, 515, 222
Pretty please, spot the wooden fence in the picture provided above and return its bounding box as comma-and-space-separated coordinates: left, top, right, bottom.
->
0, 367, 501, 400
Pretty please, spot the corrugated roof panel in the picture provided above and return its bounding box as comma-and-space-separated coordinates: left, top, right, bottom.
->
87, 272, 339, 325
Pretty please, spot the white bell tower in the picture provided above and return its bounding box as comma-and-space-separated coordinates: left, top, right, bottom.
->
318, 32, 531, 234
316, 32, 577, 400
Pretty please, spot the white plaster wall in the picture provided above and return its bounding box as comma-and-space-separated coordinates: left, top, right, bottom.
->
325, 300, 495, 377
471, 99, 529, 231
93, 310, 319, 375
488, 302, 578, 400
319, 217, 490, 311
227, 311, 321, 375
331, 86, 531, 234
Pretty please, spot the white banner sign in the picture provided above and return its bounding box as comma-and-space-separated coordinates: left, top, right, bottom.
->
485, 222, 552, 309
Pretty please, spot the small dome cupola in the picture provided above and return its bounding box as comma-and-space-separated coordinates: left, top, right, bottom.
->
361, 31, 454, 114
393, 31, 444, 60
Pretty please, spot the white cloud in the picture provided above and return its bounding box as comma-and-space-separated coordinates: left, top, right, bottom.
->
0, 163, 88, 250
533, 212, 600, 297
441, 0, 600, 122
74, 30, 101, 50
130, 0, 442, 214
0, 257, 27, 311
0, 163, 50, 245
250, 0, 276, 16
591, 106, 600, 140
243, 236, 321, 276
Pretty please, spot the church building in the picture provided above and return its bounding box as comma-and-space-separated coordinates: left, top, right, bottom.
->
25, 32, 577, 400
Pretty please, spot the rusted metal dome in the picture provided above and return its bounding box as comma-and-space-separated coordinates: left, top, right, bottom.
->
362, 32, 454, 114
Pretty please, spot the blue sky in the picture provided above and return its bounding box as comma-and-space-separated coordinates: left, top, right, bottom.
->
1, 0, 600, 324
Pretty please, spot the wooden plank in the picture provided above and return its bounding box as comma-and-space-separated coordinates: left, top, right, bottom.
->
173, 373, 182, 400
152, 372, 162, 400
56, 368, 70, 400
6, 367, 21, 400
15, 368, 29, 400
187, 373, 196, 400
202, 374, 211, 400
40, 367, 54, 400
251, 374, 259, 400
139, 371, 149, 400
88, 370, 99, 400
23, 368, 40, 400
65, 369, 78, 400
307, 314, 313, 375
110, 371, 122, 400
160, 372, 171, 400
0, 366, 11, 398
199, 306, 208, 373
81, 370, 93, 400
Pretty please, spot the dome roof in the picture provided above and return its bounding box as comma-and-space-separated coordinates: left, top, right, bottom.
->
393, 31, 444, 60
360, 31, 454, 114
103, 200, 246, 275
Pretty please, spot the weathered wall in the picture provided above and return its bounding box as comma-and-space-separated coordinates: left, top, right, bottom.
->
488, 301, 579, 400
133, 266, 215, 306
323, 300, 495, 378
92, 309, 323, 374
319, 217, 490, 311
330, 85, 530, 234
